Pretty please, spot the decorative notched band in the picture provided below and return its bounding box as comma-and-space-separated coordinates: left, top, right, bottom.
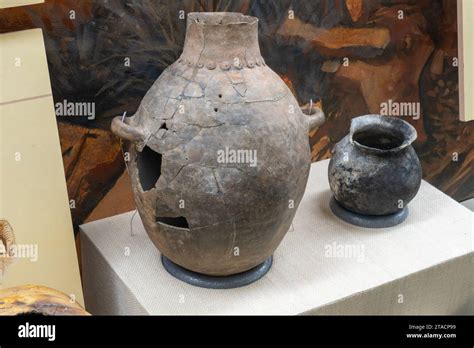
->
177, 56, 266, 70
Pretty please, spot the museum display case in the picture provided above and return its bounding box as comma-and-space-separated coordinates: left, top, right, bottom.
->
0, 2, 472, 344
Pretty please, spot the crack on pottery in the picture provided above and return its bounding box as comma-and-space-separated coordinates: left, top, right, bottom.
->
175, 120, 225, 129
212, 168, 224, 195
165, 163, 187, 185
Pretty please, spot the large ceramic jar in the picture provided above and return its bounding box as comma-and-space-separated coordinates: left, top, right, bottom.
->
328, 115, 422, 216
112, 12, 324, 276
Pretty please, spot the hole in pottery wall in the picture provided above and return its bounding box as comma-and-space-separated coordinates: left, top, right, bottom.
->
301, 105, 317, 116
156, 216, 189, 229
159, 122, 168, 131
353, 129, 404, 151
214, 108, 218, 112
136, 146, 162, 191
218, 94, 222, 98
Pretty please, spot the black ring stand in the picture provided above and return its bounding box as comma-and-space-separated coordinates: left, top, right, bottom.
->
329, 196, 408, 228
161, 255, 273, 289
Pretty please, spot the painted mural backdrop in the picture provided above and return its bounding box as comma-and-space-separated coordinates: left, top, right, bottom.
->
1, 0, 472, 230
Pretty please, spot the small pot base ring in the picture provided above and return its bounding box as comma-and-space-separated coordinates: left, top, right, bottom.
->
329, 196, 408, 228
161, 255, 273, 289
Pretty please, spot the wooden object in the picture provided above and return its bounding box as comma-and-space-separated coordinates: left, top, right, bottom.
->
0, 285, 88, 315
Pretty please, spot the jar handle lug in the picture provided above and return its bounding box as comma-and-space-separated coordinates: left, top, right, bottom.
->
111, 115, 147, 147
300, 102, 325, 131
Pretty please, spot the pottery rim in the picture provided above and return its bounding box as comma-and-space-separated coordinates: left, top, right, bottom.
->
187, 12, 258, 26
349, 114, 417, 154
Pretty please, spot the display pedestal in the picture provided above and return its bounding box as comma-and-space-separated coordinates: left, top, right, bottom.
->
80, 159, 473, 315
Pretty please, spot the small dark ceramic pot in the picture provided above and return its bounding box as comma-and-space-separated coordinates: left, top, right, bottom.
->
328, 115, 422, 217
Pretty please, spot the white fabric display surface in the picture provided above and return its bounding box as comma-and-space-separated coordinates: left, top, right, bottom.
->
80, 159, 473, 315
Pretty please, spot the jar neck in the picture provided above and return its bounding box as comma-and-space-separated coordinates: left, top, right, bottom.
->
349, 115, 417, 155
179, 12, 265, 70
